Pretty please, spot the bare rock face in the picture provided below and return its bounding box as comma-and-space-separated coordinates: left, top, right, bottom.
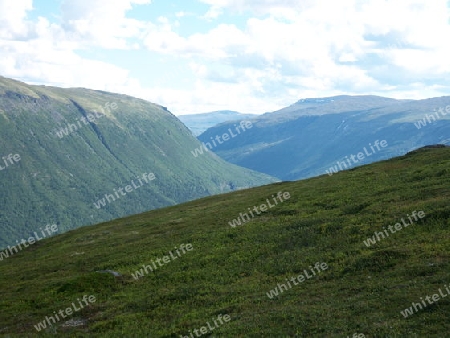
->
96, 269, 122, 277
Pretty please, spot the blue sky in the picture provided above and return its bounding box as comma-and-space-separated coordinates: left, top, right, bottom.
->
1, 0, 450, 115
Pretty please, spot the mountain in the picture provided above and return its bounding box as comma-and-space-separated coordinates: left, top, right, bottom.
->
198, 95, 450, 180
0, 76, 276, 248
178, 110, 255, 136
0, 147, 449, 336
267, 95, 410, 119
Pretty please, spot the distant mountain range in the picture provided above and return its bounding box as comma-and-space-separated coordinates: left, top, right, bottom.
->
198, 95, 450, 180
178, 110, 255, 136
0, 76, 276, 248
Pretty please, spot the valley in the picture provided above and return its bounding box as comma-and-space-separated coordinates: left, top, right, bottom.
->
1, 1, 450, 336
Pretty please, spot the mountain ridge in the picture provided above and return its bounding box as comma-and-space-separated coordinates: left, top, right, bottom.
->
198, 95, 450, 180
0, 76, 276, 248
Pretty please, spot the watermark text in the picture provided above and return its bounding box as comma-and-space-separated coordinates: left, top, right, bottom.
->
266, 262, 328, 299
0, 153, 21, 171
363, 210, 425, 247
1, 224, 58, 261
326, 140, 388, 176
229, 191, 290, 227
132, 243, 193, 280
34, 294, 96, 331
93, 172, 156, 209
180, 314, 231, 338
191, 120, 252, 157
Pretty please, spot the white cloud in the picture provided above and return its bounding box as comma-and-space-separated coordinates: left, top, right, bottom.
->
198, 0, 312, 16
0, 0, 150, 94
0, 37, 136, 89
60, 0, 152, 48
1, 0, 450, 116
0, 0, 33, 38
202, 5, 223, 20
144, 22, 249, 58
142, 0, 450, 109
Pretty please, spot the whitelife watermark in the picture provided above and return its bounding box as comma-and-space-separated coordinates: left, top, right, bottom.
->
53, 101, 118, 139
93, 172, 156, 209
414, 104, 450, 130
0, 224, 59, 261
0, 153, 21, 171
191, 120, 253, 157
266, 262, 328, 299
34, 295, 96, 332
180, 314, 231, 338
132, 243, 193, 280
400, 284, 450, 318
363, 210, 425, 247
326, 139, 388, 176
228, 191, 291, 228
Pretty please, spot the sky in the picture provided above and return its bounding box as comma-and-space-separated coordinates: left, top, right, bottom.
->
1, 0, 450, 115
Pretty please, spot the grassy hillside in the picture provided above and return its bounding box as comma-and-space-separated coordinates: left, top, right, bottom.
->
0, 147, 449, 336
198, 95, 450, 181
0, 76, 276, 248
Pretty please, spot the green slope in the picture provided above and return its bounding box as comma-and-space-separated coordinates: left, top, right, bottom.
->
0, 76, 276, 248
0, 147, 449, 336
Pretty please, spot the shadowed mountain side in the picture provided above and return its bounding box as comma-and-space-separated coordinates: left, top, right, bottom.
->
198, 95, 450, 180
0, 76, 277, 248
